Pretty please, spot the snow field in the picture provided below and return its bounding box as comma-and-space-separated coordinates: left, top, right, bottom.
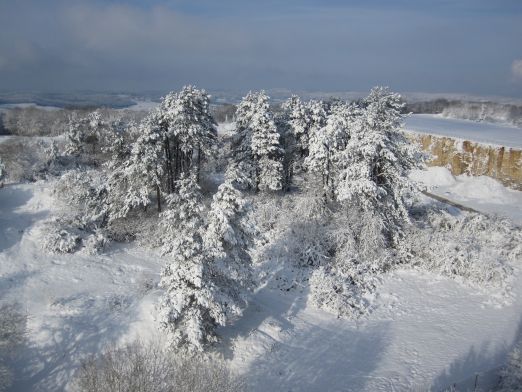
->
411, 166, 522, 225
404, 114, 522, 149
1, 178, 522, 391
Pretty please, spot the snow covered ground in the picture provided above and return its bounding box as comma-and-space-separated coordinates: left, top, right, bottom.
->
404, 114, 522, 148
117, 100, 160, 112
411, 167, 522, 225
1, 174, 522, 391
0, 103, 61, 111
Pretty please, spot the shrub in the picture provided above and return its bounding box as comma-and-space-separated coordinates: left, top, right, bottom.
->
40, 219, 82, 254
398, 209, 520, 291
72, 340, 246, 392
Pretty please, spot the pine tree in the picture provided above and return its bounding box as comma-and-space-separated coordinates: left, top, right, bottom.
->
158, 175, 210, 350
303, 101, 328, 184
65, 113, 87, 157
158, 173, 256, 352
156, 86, 217, 191
335, 87, 424, 243
104, 86, 217, 220
305, 100, 351, 197
232, 91, 283, 191
282, 95, 311, 159
203, 179, 255, 326
274, 110, 294, 191
124, 115, 166, 213
65, 110, 106, 157
230, 92, 258, 188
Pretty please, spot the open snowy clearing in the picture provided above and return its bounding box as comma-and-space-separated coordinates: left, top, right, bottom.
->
0, 175, 521, 391
404, 114, 522, 148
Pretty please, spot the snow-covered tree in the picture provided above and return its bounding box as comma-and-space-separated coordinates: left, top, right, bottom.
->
282, 95, 311, 158
122, 116, 166, 213
106, 86, 217, 219
231, 91, 283, 191
159, 173, 256, 351
229, 92, 258, 187
335, 87, 424, 243
65, 110, 106, 157
158, 175, 210, 350
303, 101, 327, 181
274, 110, 294, 191
305, 100, 351, 197
203, 179, 255, 318
156, 86, 217, 191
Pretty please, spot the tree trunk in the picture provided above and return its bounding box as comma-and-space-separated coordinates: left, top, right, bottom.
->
173, 141, 180, 182
164, 137, 174, 193
196, 148, 202, 183
156, 185, 161, 212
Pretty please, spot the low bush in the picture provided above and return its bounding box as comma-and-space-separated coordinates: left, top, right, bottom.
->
72, 340, 246, 392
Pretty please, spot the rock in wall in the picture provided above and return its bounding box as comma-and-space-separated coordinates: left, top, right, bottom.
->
409, 133, 522, 190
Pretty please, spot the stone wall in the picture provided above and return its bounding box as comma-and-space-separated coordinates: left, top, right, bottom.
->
409, 133, 522, 190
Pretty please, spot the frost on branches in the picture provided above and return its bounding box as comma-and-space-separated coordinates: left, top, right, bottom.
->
336, 87, 424, 244
158, 175, 254, 351
231, 91, 283, 191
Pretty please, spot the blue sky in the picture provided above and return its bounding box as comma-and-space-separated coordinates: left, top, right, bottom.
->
0, 0, 521, 97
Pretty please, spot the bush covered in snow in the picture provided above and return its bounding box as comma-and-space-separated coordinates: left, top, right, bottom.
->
40, 218, 82, 254
309, 265, 372, 319
398, 208, 521, 291
72, 340, 246, 392
307, 208, 393, 318
0, 137, 62, 182
0, 303, 27, 391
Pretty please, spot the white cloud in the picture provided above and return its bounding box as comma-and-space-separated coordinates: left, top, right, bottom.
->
512, 59, 522, 81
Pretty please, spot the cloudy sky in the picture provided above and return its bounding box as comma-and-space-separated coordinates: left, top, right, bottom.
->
0, 0, 521, 97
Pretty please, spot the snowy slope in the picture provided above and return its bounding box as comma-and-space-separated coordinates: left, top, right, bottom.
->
1, 181, 521, 391
404, 114, 522, 148
411, 167, 522, 225
0, 182, 164, 391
